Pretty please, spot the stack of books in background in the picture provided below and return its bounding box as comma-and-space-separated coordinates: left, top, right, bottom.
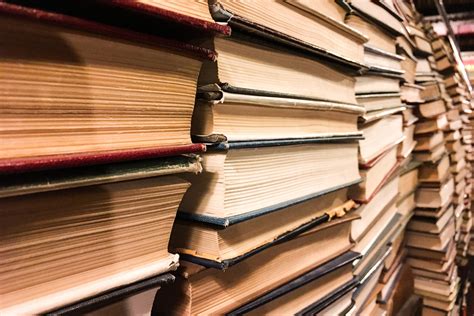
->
395, 1, 474, 314
1, 1, 473, 315
343, 1, 418, 314
155, 1, 369, 314
429, 28, 474, 313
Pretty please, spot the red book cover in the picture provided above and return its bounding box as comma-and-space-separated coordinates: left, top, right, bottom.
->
0, 144, 206, 174
0, 2, 218, 61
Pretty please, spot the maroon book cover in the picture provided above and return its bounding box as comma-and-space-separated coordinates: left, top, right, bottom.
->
0, 144, 206, 174
104, 0, 231, 35
0, 2, 218, 61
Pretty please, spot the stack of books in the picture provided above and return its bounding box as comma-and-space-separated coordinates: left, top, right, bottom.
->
342, 1, 417, 314
154, 1, 369, 314
2, 1, 473, 315
0, 2, 228, 314
394, 3, 472, 314
429, 35, 474, 264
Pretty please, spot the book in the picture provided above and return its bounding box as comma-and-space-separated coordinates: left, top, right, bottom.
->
413, 143, 446, 163
192, 90, 364, 142
178, 139, 360, 225
209, 0, 367, 66
398, 162, 419, 199
4, 0, 230, 36
0, 4, 209, 172
227, 251, 359, 315
415, 131, 445, 151
416, 99, 447, 119
154, 217, 355, 314
0, 170, 193, 314
405, 218, 455, 251
351, 175, 399, 241
415, 114, 449, 135
358, 115, 404, 164
416, 178, 454, 208
346, 0, 404, 36
408, 205, 455, 234
418, 155, 450, 183
356, 93, 403, 112
170, 186, 356, 267
401, 83, 425, 103
349, 146, 398, 202
356, 74, 402, 94
52, 273, 175, 315
363, 46, 404, 72
398, 124, 417, 158
286, 0, 349, 23
199, 36, 360, 104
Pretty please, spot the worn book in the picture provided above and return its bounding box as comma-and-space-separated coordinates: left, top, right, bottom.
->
414, 143, 446, 163
415, 131, 445, 152
170, 187, 356, 268
345, 13, 397, 55
192, 89, 364, 142
0, 3, 209, 173
226, 251, 359, 315
346, 0, 404, 35
398, 124, 417, 158
405, 218, 455, 251
208, 0, 367, 67
400, 83, 425, 103
415, 114, 448, 134
356, 74, 402, 94
351, 176, 399, 241
358, 115, 404, 164
0, 157, 199, 314
416, 178, 454, 208
51, 273, 175, 315
178, 139, 360, 225
154, 217, 355, 315
418, 155, 450, 184
349, 146, 398, 203
416, 99, 447, 119
356, 93, 403, 112
408, 206, 455, 234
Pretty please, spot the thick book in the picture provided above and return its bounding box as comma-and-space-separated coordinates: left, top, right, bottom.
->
345, 13, 396, 55
356, 93, 403, 112
48, 272, 175, 315
209, 0, 367, 68
171, 186, 357, 269
349, 145, 399, 202
0, 172, 192, 314
226, 251, 360, 315
2, 0, 230, 38
351, 175, 399, 241
358, 114, 404, 164
198, 36, 360, 104
0, 155, 201, 198
153, 216, 355, 315
193, 88, 364, 142
405, 218, 456, 251
0, 2, 210, 173
178, 138, 361, 226
345, 0, 404, 36
416, 178, 454, 208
